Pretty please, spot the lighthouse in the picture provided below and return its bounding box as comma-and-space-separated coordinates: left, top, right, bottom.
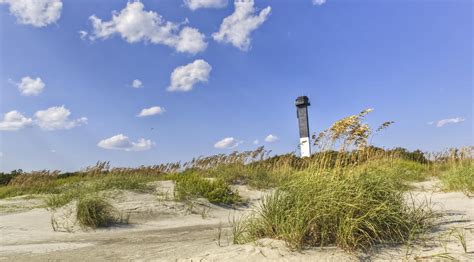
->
295, 96, 311, 157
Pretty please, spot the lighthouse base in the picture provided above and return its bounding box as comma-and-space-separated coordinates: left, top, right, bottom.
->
299, 137, 311, 158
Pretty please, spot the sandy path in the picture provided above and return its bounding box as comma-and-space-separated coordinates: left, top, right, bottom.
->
0, 180, 473, 261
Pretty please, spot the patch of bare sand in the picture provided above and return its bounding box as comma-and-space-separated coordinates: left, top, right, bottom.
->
370, 180, 474, 261
0, 196, 44, 214
0, 180, 472, 261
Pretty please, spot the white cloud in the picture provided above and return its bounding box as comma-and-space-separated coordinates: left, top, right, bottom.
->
175, 27, 208, 54
312, 0, 326, 5
0, 111, 33, 131
132, 79, 143, 88
88, 1, 207, 54
78, 30, 88, 40
168, 59, 212, 92
253, 139, 259, 145
264, 134, 278, 143
214, 137, 242, 149
0, 0, 62, 27
13, 76, 45, 96
184, 0, 227, 10
212, 0, 271, 51
137, 106, 165, 117
431, 117, 465, 128
34, 106, 87, 130
98, 134, 154, 151
0, 107, 87, 131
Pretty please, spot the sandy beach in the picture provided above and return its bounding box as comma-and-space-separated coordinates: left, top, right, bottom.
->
0, 180, 472, 261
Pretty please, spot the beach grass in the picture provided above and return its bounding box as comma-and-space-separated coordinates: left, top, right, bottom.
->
0, 109, 471, 251
76, 195, 119, 229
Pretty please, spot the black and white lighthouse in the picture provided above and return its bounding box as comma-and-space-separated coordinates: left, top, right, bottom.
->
295, 96, 311, 157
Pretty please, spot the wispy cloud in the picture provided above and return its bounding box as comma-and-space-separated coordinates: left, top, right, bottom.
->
214, 137, 242, 149
78, 30, 88, 40
137, 106, 165, 117
131, 79, 143, 89
312, 0, 326, 6
184, 0, 227, 10
264, 134, 278, 143
429, 117, 465, 127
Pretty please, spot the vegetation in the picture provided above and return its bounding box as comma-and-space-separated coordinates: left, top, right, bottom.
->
440, 162, 473, 195
232, 169, 435, 251
0, 169, 23, 186
76, 196, 119, 228
231, 109, 437, 251
0, 108, 471, 251
0, 166, 160, 201
174, 173, 240, 205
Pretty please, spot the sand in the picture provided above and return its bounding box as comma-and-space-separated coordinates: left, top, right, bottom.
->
0, 180, 472, 261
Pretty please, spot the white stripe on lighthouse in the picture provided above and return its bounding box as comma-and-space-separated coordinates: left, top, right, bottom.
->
300, 137, 311, 158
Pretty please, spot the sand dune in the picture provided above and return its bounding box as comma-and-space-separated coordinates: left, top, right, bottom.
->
0, 180, 472, 261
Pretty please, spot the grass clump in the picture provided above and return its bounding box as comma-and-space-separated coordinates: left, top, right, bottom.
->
174, 173, 240, 205
76, 196, 118, 228
45, 190, 80, 209
234, 170, 434, 251
354, 159, 430, 189
440, 162, 473, 196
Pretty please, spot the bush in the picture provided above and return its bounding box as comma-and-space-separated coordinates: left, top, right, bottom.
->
234, 170, 434, 251
76, 196, 118, 228
0, 169, 23, 186
388, 148, 428, 164
174, 174, 240, 205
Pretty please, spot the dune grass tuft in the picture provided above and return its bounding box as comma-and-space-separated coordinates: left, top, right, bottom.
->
174, 173, 240, 205
233, 169, 435, 251
76, 196, 119, 228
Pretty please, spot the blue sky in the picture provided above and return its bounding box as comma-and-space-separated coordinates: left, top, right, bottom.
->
0, 0, 472, 172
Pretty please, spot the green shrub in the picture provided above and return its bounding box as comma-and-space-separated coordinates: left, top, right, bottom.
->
387, 148, 428, 164
174, 174, 240, 205
76, 196, 118, 228
234, 170, 434, 251
0, 170, 22, 186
